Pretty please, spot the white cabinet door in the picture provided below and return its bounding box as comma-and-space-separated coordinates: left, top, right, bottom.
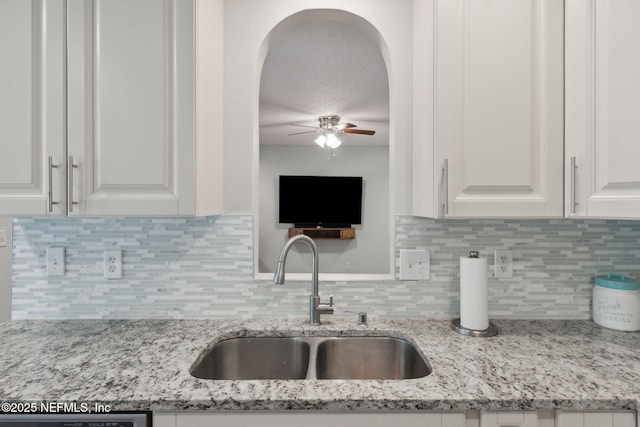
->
1, 0, 223, 217
565, 0, 640, 218
480, 410, 552, 427
0, 0, 66, 215
555, 410, 636, 427
433, 0, 564, 218
176, 412, 466, 427
67, 0, 196, 216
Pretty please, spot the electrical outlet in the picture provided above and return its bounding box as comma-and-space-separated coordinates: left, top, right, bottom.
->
494, 250, 513, 278
46, 247, 65, 276
399, 249, 430, 280
104, 250, 123, 279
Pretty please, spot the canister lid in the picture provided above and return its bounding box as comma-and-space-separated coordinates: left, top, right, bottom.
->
594, 273, 640, 290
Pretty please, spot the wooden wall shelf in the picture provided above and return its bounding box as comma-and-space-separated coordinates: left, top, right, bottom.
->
288, 227, 355, 240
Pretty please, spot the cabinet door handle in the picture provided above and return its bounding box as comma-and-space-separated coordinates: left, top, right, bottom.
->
48, 156, 59, 213
570, 156, 577, 214
67, 156, 79, 213
442, 159, 449, 216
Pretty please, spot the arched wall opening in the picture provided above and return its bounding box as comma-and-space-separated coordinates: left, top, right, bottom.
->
257, 9, 391, 275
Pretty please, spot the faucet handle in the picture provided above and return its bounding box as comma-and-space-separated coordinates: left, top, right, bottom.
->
315, 294, 335, 318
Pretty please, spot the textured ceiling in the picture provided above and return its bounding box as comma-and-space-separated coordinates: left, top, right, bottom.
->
259, 11, 390, 146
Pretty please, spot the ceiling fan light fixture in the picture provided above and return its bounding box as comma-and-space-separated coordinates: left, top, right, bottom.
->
315, 132, 341, 149
325, 133, 341, 148
314, 134, 327, 148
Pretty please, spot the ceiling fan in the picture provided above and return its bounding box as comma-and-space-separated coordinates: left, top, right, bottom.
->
288, 115, 376, 137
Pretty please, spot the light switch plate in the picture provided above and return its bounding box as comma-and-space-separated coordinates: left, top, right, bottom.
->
0, 229, 7, 247
399, 249, 430, 280
46, 247, 65, 276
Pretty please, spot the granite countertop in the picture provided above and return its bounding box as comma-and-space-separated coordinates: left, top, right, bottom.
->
0, 317, 638, 413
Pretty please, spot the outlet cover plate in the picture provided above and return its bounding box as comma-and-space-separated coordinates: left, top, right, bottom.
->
399, 249, 430, 280
494, 249, 513, 278
104, 250, 123, 279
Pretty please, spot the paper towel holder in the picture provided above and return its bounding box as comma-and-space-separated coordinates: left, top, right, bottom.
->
451, 250, 498, 337
450, 318, 498, 337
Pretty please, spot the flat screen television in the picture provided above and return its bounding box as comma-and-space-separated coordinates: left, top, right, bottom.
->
278, 175, 363, 228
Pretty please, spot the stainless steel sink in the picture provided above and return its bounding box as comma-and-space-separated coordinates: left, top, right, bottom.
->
190, 335, 431, 380
315, 337, 431, 380
190, 337, 310, 380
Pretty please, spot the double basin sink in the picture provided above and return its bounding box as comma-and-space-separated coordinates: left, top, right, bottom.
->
190, 335, 431, 380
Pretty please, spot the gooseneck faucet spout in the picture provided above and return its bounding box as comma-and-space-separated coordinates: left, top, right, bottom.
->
273, 234, 334, 325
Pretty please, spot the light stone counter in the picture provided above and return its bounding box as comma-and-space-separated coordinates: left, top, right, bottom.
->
0, 318, 638, 412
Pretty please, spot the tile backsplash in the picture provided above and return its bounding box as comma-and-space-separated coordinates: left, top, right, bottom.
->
11, 215, 640, 319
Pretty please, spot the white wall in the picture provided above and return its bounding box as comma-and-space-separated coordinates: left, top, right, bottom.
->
223, 0, 414, 215
259, 145, 389, 274
0, 217, 11, 321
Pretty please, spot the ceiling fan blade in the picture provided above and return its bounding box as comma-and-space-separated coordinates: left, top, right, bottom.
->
289, 123, 319, 129
288, 130, 319, 136
333, 122, 357, 131
342, 128, 376, 135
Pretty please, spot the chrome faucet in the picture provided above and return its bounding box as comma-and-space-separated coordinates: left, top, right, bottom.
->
273, 234, 334, 325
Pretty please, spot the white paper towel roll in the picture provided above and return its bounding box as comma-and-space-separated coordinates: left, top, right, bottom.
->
460, 254, 489, 330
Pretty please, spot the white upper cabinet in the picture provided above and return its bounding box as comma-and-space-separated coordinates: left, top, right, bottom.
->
422, 0, 564, 218
565, 0, 640, 218
0, 0, 66, 215
0, 0, 223, 216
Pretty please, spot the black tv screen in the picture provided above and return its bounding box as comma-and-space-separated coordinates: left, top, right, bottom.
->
279, 175, 363, 228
